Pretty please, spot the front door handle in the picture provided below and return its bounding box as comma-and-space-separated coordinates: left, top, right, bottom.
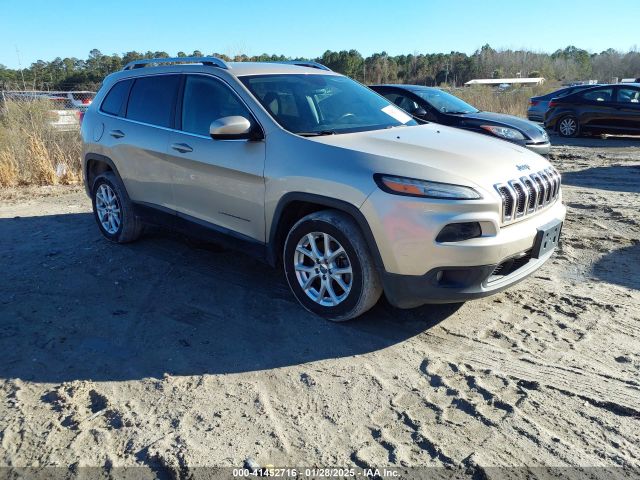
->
171, 143, 193, 153
109, 129, 125, 139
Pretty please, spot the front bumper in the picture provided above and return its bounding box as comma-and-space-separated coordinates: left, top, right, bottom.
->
525, 141, 551, 156
360, 190, 566, 308
382, 248, 554, 308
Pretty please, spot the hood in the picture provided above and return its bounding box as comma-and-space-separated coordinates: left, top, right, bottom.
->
308, 123, 552, 191
458, 111, 548, 142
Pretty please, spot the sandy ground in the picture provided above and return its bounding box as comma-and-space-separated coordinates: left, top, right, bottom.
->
1, 136, 639, 477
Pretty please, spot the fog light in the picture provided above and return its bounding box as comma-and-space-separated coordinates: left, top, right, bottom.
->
436, 222, 482, 242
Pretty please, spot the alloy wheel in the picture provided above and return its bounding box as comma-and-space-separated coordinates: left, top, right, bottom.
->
559, 117, 577, 136
95, 184, 121, 235
293, 232, 353, 307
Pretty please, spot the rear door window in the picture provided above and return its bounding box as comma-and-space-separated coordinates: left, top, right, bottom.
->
580, 88, 613, 103
126, 75, 180, 128
100, 79, 133, 116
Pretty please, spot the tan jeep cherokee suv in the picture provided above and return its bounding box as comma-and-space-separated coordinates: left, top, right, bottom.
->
81, 57, 565, 321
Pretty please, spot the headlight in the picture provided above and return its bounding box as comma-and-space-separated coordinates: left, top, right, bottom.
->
375, 174, 481, 200
539, 127, 549, 140
480, 125, 525, 140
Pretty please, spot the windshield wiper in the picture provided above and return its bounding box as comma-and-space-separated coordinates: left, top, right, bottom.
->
296, 130, 337, 137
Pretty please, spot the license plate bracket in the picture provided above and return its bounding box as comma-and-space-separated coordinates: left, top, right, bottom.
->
532, 220, 563, 259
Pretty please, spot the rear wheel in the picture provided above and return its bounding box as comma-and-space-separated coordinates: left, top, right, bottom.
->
91, 171, 142, 243
557, 115, 579, 137
283, 210, 382, 321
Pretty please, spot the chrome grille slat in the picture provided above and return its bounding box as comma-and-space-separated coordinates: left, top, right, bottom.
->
508, 180, 528, 218
538, 172, 551, 205
548, 168, 561, 198
546, 169, 556, 198
504, 183, 518, 219
521, 177, 538, 213
531, 173, 546, 206
496, 185, 515, 221
495, 168, 562, 224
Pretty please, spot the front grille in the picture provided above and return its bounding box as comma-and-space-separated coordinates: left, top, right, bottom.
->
495, 167, 561, 223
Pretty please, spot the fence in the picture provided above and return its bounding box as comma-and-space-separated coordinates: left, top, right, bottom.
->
1, 90, 95, 132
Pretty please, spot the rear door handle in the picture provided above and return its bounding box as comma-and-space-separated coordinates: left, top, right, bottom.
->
109, 129, 125, 139
171, 143, 193, 153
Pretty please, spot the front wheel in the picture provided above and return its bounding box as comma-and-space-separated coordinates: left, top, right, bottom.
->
283, 210, 382, 321
557, 115, 580, 137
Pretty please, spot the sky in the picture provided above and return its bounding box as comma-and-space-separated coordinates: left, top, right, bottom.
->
1, 0, 639, 68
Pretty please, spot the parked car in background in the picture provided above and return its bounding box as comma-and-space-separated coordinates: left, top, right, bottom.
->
528, 84, 601, 122
50, 91, 95, 111
544, 83, 640, 137
1, 90, 93, 131
51, 91, 94, 129
370, 84, 550, 155
41, 94, 84, 131
48, 100, 83, 131
81, 57, 565, 321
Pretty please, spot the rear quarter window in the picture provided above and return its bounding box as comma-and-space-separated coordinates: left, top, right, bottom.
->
555, 88, 573, 97
100, 80, 133, 116
544, 88, 569, 99
126, 75, 181, 128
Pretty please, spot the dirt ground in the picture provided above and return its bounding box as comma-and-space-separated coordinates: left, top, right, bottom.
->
1, 136, 639, 477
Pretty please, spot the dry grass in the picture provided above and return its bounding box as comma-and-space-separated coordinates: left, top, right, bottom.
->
447, 83, 561, 118
0, 184, 84, 205
0, 150, 18, 186
0, 98, 82, 187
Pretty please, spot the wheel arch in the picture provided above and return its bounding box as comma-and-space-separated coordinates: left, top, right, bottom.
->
84, 153, 125, 196
267, 192, 384, 271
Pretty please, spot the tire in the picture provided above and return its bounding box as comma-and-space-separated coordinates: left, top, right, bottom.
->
283, 210, 383, 321
557, 115, 580, 137
91, 171, 143, 243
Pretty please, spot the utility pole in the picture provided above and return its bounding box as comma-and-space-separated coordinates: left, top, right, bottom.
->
15, 45, 26, 91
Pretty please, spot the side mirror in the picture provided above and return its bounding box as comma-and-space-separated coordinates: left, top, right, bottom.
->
412, 107, 427, 118
210, 116, 260, 140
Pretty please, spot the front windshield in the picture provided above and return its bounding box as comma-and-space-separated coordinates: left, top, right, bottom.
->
240, 74, 417, 135
412, 89, 479, 114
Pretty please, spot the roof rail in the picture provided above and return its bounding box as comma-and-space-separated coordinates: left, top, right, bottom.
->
122, 56, 229, 71
274, 61, 332, 71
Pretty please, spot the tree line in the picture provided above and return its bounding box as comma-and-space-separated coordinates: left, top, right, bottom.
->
1, 45, 639, 91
